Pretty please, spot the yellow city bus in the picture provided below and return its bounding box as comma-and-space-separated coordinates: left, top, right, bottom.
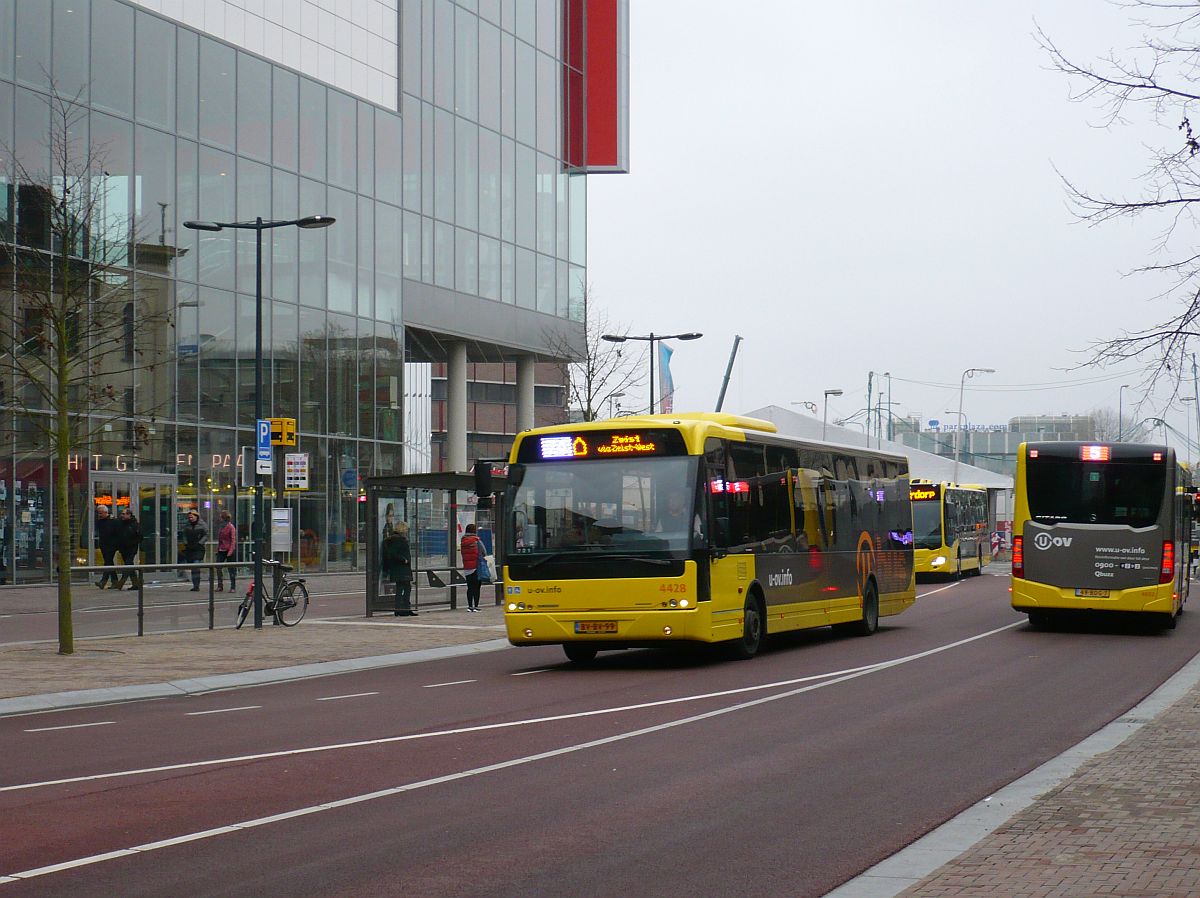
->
503, 413, 916, 662
909, 480, 989, 577
1012, 441, 1190, 629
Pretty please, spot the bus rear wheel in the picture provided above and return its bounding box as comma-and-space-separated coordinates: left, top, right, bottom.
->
563, 643, 598, 663
728, 595, 764, 660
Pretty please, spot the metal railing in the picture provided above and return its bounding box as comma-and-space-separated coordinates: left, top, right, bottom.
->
72, 562, 243, 636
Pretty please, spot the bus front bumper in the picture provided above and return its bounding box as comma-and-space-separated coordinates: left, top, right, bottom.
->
1011, 577, 1177, 614
504, 607, 711, 647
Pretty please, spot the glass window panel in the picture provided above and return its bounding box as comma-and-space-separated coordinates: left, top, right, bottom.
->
15, 0, 50, 88
433, 219, 453, 288
299, 178, 326, 307
235, 290, 272, 427
501, 31, 514, 137
455, 6, 478, 119
198, 38, 235, 149
515, 143, 535, 248
455, 227, 477, 294
568, 264, 585, 320
480, 0, 500, 25
479, 127, 500, 237
375, 109, 402, 206
500, 136, 514, 242
133, 125, 174, 267
271, 299, 299, 415
479, 235, 499, 300
421, 101, 434, 216
271, 168, 298, 302
402, 211, 421, 280
515, 0, 535, 44
478, 21, 500, 133
91, 112, 133, 267
501, 0, 514, 32
421, 0, 434, 99
536, 50, 556, 155
327, 90, 357, 191
176, 283, 200, 421
376, 203, 401, 321
501, 240, 513, 304
0, 0, 13, 79
197, 146, 235, 289
299, 78, 327, 180
374, 320, 403, 444
357, 101, 375, 196
421, 215, 433, 281
235, 157, 272, 294
54, 0, 89, 103
298, 306, 327, 438
176, 28, 198, 139
536, 0, 556, 54
456, 118, 478, 230
535, 150, 554, 254
134, 11, 175, 130
237, 52, 271, 162
357, 197, 374, 318
516, 245, 534, 308
515, 39, 534, 147
402, 94, 420, 210
327, 187, 356, 312
556, 166, 568, 258
272, 68, 298, 171
536, 252, 553, 312
433, 0, 453, 110
568, 171, 585, 265
402, 0, 421, 96
174, 139, 198, 282
556, 258, 567, 316
0, 82, 11, 243
197, 287, 236, 423
327, 312, 357, 437
433, 107, 453, 221
14, 87, 49, 185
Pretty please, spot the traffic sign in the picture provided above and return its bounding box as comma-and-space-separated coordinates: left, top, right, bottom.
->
270, 417, 297, 446
284, 453, 310, 490
256, 419, 273, 475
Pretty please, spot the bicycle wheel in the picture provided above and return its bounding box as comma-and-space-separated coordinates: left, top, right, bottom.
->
235, 594, 251, 630
275, 581, 309, 626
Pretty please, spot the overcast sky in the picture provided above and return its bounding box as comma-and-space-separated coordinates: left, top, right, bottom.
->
586, 2, 1200, 455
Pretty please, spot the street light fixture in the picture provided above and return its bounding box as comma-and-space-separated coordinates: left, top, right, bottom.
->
1182, 397, 1197, 467
791, 400, 818, 414
600, 331, 703, 414
184, 215, 335, 628
1118, 383, 1131, 441
953, 367, 995, 484
822, 389, 843, 440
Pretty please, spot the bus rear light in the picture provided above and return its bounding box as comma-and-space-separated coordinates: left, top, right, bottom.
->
1012, 536, 1024, 578
1081, 445, 1111, 462
1160, 540, 1175, 584
523, 628, 533, 638
663, 626, 672, 635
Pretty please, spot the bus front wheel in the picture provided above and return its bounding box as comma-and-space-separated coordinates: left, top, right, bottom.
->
563, 643, 598, 663
729, 595, 764, 660
836, 581, 879, 637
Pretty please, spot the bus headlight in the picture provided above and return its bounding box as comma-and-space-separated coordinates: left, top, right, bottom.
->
679, 599, 689, 608
931, 555, 947, 568
507, 602, 518, 611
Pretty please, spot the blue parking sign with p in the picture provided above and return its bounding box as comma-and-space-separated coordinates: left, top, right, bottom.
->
256, 419, 273, 474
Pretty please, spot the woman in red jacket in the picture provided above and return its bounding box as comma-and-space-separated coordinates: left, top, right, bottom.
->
460, 523, 484, 612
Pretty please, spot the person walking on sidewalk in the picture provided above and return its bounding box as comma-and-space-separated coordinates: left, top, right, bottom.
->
460, 523, 484, 612
182, 511, 207, 591
381, 521, 415, 616
114, 508, 143, 590
94, 504, 121, 589
215, 511, 237, 593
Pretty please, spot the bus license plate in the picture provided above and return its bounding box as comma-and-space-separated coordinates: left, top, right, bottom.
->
575, 621, 617, 634
1075, 588, 1110, 598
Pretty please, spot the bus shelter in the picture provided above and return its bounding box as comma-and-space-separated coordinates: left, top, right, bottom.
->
363, 472, 506, 615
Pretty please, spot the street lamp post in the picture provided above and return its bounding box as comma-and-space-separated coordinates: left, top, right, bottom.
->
1118, 384, 1131, 441
184, 215, 334, 628
954, 367, 995, 484
1183, 397, 1197, 467
601, 331, 703, 414
822, 389, 843, 440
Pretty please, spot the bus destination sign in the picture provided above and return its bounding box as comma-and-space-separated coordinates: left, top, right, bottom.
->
910, 484, 941, 502
521, 429, 685, 462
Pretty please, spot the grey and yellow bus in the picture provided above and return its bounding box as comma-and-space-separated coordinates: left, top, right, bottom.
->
909, 480, 989, 577
1012, 441, 1190, 629
503, 413, 916, 662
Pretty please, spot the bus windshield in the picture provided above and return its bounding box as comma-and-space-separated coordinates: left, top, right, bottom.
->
509, 456, 701, 557
911, 502, 943, 549
1026, 459, 1165, 527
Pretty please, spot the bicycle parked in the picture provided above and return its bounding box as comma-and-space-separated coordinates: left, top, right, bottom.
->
235, 558, 309, 628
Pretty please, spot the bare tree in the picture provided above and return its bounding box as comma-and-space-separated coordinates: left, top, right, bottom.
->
1090, 406, 1121, 440
1039, 7, 1200, 394
547, 282, 645, 421
1, 86, 173, 653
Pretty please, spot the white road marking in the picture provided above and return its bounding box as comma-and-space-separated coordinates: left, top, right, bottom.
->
316, 692, 379, 702
422, 680, 477, 688
511, 668, 554, 676
23, 721, 115, 733
184, 706, 262, 717
917, 582, 962, 598
0, 621, 1024, 884
308, 620, 503, 631
0, 622, 1022, 797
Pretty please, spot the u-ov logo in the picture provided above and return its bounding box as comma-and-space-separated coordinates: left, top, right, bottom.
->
1033, 532, 1072, 550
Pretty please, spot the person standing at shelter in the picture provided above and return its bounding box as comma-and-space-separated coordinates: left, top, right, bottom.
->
94, 504, 121, 589
182, 510, 207, 591
381, 521, 415, 616
460, 523, 484, 613
114, 508, 143, 590
215, 510, 237, 593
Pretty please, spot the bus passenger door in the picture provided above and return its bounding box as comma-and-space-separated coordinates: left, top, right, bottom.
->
703, 444, 748, 641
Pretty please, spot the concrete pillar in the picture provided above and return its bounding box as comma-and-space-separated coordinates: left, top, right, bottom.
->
447, 342, 468, 472
516, 354, 536, 434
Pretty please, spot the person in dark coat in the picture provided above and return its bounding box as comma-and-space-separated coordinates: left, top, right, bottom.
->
94, 504, 121, 589
114, 508, 143, 590
381, 521, 415, 616
182, 511, 207, 591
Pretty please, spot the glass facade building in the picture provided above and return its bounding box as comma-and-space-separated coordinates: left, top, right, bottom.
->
0, 0, 609, 581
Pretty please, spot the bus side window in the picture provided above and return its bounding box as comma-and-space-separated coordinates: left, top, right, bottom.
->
793, 468, 821, 550
705, 439, 732, 549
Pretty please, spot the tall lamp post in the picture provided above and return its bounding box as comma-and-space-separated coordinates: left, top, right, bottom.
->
953, 366, 995, 484
822, 389, 843, 440
1183, 397, 1197, 467
184, 215, 334, 628
601, 331, 702, 414
1118, 383, 1131, 441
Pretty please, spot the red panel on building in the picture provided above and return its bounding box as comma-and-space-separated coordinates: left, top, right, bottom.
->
563, 0, 628, 173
